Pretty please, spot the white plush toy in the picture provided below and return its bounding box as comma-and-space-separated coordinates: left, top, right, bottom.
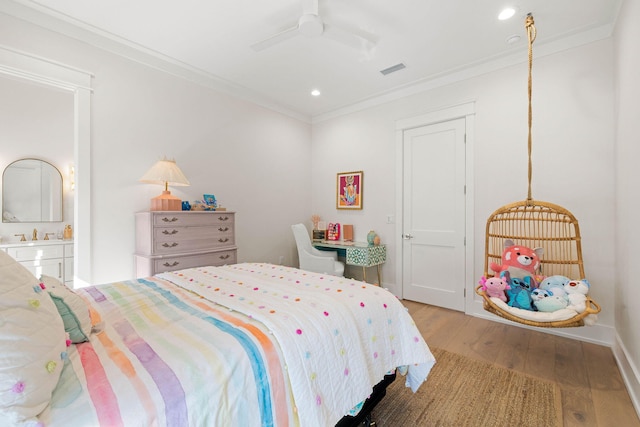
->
564, 279, 590, 313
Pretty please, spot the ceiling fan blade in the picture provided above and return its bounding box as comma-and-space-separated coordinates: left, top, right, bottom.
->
251, 25, 300, 52
323, 23, 378, 50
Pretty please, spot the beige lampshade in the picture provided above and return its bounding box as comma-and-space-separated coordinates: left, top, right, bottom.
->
140, 158, 190, 211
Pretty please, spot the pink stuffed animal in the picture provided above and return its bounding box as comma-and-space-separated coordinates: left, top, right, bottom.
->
490, 239, 543, 280
479, 276, 510, 302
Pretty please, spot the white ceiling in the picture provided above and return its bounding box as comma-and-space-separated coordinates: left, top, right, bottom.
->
6, 0, 622, 121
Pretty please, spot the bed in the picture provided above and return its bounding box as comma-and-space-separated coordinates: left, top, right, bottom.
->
0, 256, 435, 427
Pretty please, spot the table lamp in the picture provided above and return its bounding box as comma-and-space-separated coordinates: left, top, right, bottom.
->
140, 157, 190, 211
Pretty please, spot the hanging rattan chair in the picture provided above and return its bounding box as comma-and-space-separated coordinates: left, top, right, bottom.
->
475, 14, 601, 328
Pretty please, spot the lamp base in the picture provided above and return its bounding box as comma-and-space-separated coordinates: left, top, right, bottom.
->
150, 190, 182, 211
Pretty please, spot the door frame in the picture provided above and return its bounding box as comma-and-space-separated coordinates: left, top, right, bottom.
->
0, 46, 93, 286
394, 102, 475, 311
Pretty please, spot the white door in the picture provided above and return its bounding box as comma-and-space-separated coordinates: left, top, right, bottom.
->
402, 118, 466, 311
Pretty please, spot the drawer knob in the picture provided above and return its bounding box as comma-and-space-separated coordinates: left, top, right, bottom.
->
218, 227, 229, 232
218, 238, 229, 243
162, 242, 179, 248
161, 217, 179, 222
218, 216, 229, 221
163, 261, 180, 267
162, 229, 179, 235
219, 254, 230, 260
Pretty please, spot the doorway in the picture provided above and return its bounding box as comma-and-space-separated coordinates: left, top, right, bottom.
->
1, 46, 93, 285
395, 103, 475, 312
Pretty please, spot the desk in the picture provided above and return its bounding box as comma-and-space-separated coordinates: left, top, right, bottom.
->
313, 241, 386, 284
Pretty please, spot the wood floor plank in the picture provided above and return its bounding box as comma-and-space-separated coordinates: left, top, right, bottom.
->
524, 329, 558, 382
400, 300, 640, 426
583, 342, 640, 426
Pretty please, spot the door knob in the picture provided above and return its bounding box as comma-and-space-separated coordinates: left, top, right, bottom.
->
403, 234, 414, 239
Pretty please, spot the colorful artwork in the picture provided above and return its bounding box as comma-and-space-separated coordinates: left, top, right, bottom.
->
337, 171, 363, 210
327, 223, 341, 240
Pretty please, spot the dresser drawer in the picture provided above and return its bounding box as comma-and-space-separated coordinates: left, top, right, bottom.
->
151, 249, 237, 274
151, 212, 234, 227
153, 226, 234, 245
152, 233, 234, 254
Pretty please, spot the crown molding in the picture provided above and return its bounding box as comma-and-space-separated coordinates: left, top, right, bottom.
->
0, 0, 311, 123
312, 23, 614, 123
2, 0, 613, 125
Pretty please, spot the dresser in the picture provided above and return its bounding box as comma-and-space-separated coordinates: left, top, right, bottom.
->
0, 240, 74, 286
134, 211, 237, 277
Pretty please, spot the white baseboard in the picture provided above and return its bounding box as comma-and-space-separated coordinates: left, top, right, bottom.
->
613, 334, 640, 420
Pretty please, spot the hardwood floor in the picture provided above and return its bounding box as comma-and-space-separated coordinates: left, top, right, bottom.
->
403, 300, 640, 427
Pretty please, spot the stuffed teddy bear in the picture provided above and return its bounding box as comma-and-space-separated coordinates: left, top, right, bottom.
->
478, 275, 510, 302
490, 239, 543, 280
564, 279, 590, 313
503, 271, 535, 311
538, 275, 569, 300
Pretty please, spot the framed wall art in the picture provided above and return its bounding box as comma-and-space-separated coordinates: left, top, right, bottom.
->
336, 171, 363, 210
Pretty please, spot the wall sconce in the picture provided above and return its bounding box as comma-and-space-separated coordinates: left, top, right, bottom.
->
139, 157, 190, 211
69, 164, 75, 191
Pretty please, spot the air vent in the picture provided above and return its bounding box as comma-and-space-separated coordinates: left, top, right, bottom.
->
380, 63, 406, 76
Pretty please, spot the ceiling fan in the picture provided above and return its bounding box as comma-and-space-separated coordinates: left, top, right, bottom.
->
250, 0, 378, 52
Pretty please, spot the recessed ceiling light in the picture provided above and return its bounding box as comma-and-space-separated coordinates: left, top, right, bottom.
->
498, 7, 516, 20
311, 89, 321, 96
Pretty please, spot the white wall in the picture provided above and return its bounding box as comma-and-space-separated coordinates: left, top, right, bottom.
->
312, 39, 616, 342
0, 4, 631, 349
0, 76, 74, 240
614, 0, 640, 411
0, 12, 312, 284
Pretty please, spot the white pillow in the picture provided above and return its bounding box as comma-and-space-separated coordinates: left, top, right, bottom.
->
41, 275, 92, 343
0, 250, 67, 426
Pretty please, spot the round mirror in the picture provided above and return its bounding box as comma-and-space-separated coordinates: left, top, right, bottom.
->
2, 159, 63, 223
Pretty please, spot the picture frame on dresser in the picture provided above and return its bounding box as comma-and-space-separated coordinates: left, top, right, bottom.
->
134, 211, 237, 278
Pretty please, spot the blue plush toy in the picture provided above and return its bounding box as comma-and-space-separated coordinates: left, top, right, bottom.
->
530, 288, 550, 311
503, 271, 535, 311
535, 295, 569, 312
538, 275, 570, 301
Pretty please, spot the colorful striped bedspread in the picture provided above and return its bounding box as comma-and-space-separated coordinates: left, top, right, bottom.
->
39, 263, 435, 427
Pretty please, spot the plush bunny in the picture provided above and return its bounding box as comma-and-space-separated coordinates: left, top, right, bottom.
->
478, 275, 510, 302
490, 239, 543, 280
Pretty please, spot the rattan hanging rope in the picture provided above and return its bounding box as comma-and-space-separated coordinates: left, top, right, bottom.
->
475, 13, 600, 328
526, 14, 536, 203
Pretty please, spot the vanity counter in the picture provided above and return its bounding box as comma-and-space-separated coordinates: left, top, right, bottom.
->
0, 240, 73, 286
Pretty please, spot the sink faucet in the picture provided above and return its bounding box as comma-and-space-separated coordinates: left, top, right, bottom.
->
32, 228, 38, 241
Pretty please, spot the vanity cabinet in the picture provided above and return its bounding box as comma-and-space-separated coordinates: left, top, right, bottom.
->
134, 211, 237, 277
0, 240, 74, 286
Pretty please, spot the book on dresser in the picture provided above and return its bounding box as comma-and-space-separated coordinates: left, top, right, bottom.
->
134, 211, 237, 277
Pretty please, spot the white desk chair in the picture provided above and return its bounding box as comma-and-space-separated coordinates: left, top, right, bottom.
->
291, 223, 345, 276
